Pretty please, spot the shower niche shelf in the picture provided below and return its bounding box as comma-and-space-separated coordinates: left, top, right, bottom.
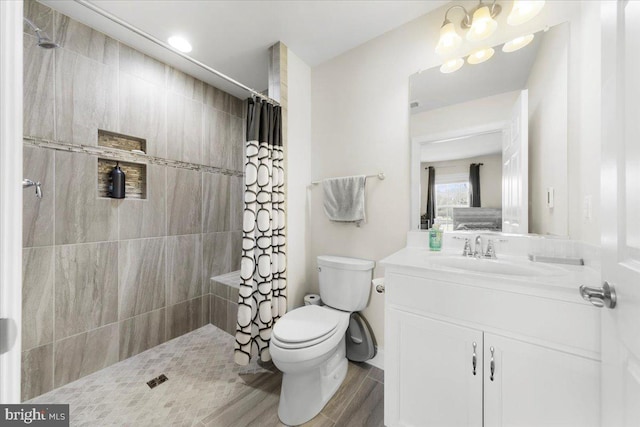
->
97, 130, 148, 200
98, 158, 147, 200
98, 129, 147, 154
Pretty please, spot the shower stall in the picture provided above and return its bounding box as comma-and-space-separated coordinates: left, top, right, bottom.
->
14, 0, 280, 404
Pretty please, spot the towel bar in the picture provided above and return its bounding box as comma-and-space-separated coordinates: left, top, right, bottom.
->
311, 172, 385, 185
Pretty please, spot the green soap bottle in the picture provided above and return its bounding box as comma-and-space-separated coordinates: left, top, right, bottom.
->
429, 221, 443, 251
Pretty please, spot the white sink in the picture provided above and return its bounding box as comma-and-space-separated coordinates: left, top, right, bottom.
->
429, 255, 563, 277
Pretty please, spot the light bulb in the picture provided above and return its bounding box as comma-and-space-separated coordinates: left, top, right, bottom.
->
466, 5, 498, 41
168, 35, 192, 53
502, 34, 535, 52
507, 1, 546, 26
435, 21, 462, 56
467, 47, 495, 65
440, 58, 464, 74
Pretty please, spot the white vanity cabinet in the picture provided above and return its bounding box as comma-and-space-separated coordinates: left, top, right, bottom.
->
483, 333, 599, 427
384, 270, 600, 427
387, 309, 483, 427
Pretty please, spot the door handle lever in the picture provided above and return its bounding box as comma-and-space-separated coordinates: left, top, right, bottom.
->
579, 282, 616, 309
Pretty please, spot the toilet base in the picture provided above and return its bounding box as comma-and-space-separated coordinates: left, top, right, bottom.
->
277, 342, 348, 426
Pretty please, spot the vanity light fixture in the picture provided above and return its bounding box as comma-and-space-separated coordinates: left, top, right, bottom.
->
168, 35, 192, 53
467, 47, 495, 65
435, 0, 544, 73
502, 33, 535, 52
435, 20, 463, 56
435, 1, 501, 55
466, 3, 500, 41
507, 1, 546, 26
440, 57, 465, 74
434, 0, 545, 55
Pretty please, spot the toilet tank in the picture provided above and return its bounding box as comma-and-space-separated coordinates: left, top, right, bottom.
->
318, 255, 375, 312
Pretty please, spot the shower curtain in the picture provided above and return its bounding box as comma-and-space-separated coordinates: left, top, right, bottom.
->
234, 99, 287, 366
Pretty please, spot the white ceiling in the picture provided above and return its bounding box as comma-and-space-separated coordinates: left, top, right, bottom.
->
41, 0, 448, 98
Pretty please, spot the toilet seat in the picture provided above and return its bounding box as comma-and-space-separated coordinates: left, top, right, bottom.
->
273, 305, 347, 349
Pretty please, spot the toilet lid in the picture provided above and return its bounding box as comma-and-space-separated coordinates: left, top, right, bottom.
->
273, 305, 345, 345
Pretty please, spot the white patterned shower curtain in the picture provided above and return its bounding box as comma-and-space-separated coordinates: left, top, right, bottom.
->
234, 99, 286, 366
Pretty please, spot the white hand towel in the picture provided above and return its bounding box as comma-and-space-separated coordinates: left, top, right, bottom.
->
322, 175, 366, 225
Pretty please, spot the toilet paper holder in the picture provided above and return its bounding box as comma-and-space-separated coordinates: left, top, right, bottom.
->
304, 294, 322, 306
372, 278, 385, 294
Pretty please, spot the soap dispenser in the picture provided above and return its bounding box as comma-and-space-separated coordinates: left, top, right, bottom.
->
108, 162, 126, 199
429, 219, 443, 251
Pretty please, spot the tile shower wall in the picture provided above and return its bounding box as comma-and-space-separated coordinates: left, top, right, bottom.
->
21, 0, 244, 401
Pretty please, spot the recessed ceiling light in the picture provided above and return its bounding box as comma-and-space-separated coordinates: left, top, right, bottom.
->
168, 35, 192, 53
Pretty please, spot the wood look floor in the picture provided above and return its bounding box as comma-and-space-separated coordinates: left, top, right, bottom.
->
29, 325, 383, 426
199, 361, 384, 427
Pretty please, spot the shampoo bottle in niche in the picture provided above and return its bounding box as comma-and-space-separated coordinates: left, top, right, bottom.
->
108, 162, 126, 199
429, 219, 443, 251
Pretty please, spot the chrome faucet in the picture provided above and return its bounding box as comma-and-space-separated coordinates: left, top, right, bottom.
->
462, 238, 473, 257
473, 235, 483, 258
23, 179, 42, 198
484, 240, 497, 259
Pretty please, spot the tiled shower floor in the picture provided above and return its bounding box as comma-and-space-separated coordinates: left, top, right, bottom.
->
29, 324, 384, 426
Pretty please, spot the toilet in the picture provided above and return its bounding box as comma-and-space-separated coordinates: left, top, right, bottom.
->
270, 255, 375, 426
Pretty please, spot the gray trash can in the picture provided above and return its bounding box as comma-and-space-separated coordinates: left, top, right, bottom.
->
345, 312, 377, 362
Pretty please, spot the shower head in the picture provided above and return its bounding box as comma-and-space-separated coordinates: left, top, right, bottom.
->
36, 38, 60, 49
23, 17, 60, 49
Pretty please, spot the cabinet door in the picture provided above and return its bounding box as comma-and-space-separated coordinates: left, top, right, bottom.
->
385, 309, 483, 427
484, 333, 600, 427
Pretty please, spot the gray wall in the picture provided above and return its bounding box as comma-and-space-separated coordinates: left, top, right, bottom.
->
21, 0, 243, 401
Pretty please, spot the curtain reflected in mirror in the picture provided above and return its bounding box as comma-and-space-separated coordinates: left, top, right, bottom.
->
423, 166, 436, 229
469, 163, 482, 207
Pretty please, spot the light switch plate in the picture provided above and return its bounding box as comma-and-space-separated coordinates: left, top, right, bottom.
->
584, 195, 593, 221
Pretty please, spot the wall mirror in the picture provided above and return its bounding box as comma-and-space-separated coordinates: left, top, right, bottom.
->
409, 22, 569, 236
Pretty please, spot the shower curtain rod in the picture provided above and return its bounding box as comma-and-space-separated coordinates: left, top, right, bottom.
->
73, 0, 280, 106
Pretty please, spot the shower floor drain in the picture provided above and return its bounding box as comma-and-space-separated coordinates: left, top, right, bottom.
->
146, 374, 168, 389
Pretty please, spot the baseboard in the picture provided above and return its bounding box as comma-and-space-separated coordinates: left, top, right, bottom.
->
366, 347, 384, 370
